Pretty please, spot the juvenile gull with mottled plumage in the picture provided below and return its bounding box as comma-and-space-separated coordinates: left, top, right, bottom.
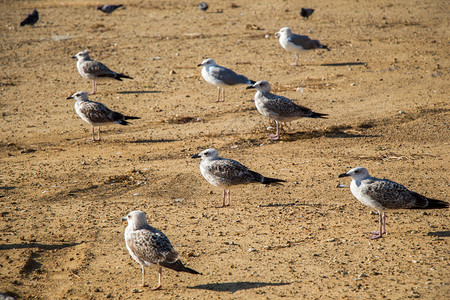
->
123, 210, 201, 290
72, 50, 133, 94
275, 27, 330, 66
198, 58, 255, 102
67, 91, 139, 141
247, 80, 328, 140
339, 167, 449, 239
192, 148, 285, 207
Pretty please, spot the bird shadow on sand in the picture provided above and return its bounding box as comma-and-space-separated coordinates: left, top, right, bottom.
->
427, 231, 450, 237
188, 281, 290, 293
129, 139, 179, 144
0, 242, 82, 251
321, 62, 367, 67
284, 128, 378, 142
116, 91, 162, 94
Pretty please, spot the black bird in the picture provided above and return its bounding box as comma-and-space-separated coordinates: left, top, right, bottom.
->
198, 2, 208, 11
20, 8, 39, 26
300, 8, 314, 19
97, 4, 124, 14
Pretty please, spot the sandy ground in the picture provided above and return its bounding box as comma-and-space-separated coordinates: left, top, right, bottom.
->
0, 0, 449, 299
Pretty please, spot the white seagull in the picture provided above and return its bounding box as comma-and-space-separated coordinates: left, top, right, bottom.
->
198, 58, 255, 102
192, 148, 285, 207
72, 50, 133, 94
247, 81, 328, 140
123, 210, 201, 290
339, 167, 449, 239
67, 91, 139, 141
275, 27, 330, 66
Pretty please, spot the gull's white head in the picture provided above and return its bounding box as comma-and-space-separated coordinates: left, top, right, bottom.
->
246, 80, 271, 93
191, 148, 219, 160
67, 91, 89, 101
338, 167, 370, 181
275, 27, 292, 38
123, 210, 148, 229
198, 58, 217, 67
72, 51, 90, 60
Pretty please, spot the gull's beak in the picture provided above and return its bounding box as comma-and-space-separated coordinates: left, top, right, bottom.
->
66, 95, 74, 100
246, 85, 255, 90
71, 55, 77, 59
338, 173, 350, 178
197, 63, 203, 67
275, 32, 280, 38
191, 154, 201, 159
121, 216, 127, 222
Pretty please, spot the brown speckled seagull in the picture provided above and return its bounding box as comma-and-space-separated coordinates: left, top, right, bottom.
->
247, 81, 328, 141
123, 210, 201, 290
339, 167, 449, 239
192, 148, 285, 207
67, 91, 139, 141
72, 50, 133, 94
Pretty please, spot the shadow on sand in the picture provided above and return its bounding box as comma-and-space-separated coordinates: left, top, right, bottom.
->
188, 281, 290, 293
0, 242, 82, 251
427, 231, 450, 237
116, 91, 162, 94
321, 62, 367, 67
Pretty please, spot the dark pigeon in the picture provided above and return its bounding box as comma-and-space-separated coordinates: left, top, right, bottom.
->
20, 8, 39, 26
198, 2, 208, 11
300, 8, 314, 19
97, 4, 124, 14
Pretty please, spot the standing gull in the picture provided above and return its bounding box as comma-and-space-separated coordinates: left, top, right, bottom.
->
67, 91, 140, 141
300, 8, 315, 19
72, 50, 133, 95
123, 210, 201, 290
198, 58, 255, 102
247, 81, 328, 140
275, 27, 330, 66
97, 4, 124, 14
20, 8, 39, 26
339, 167, 449, 239
192, 148, 285, 207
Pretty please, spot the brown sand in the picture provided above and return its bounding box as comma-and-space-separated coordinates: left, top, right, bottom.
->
0, 0, 449, 299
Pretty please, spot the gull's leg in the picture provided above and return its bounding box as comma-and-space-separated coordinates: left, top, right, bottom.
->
217, 190, 226, 208
225, 190, 231, 206
89, 80, 97, 95
96, 127, 101, 141
222, 88, 225, 102
215, 87, 221, 102
151, 267, 162, 291
89, 126, 95, 141
269, 120, 280, 140
381, 212, 386, 234
369, 211, 383, 239
291, 53, 299, 66
140, 265, 147, 287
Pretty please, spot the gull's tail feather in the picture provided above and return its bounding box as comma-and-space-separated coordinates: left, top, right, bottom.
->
159, 260, 202, 275
262, 176, 286, 185
309, 112, 328, 119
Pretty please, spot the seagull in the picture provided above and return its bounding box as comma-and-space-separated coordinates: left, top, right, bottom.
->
247, 81, 328, 140
123, 210, 201, 290
192, 148, 285, 207
72, 50, 133, 95
66, 91, 140, 141
300, 8, 315, 19
20, 8, 39, 26
97, 4, 124, 14
198, 58, 255, 102
275, 27, 330, 66
198, 2, 208, 11
338, 167, 449, 239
